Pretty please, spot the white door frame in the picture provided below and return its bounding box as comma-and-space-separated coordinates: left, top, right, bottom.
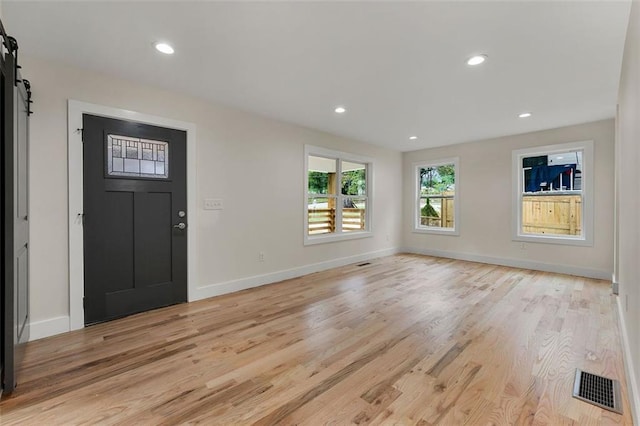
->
67, 100, 197, 331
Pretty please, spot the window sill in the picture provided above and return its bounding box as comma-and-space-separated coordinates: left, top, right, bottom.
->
304, 231, 373, 246
413, 227, 459, 236
513, 233, 592, 247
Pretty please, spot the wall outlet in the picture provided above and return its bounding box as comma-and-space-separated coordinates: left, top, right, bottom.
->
520, 242, 526, 250
258, 251, 265, 262
204, 198, 223, 210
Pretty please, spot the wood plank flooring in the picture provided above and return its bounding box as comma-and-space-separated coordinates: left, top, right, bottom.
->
0, 254, 633, 425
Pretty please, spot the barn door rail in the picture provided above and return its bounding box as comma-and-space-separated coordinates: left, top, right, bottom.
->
0, 22, 33, 116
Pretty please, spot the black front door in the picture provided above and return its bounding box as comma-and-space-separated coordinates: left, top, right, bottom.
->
83, 114, 187, 325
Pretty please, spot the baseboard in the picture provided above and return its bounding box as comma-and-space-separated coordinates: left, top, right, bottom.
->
28, 316, 70, 341
192, 247, 401, 301
616, 295, 640, 424
401, 247, 611, 280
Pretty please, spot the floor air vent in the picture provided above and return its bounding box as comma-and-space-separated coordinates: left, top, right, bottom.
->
572, 369, 623, 414
357, 262, 371, 267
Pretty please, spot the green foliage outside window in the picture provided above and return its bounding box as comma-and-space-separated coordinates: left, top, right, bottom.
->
420, 165, 455, 194
342, 169, 366, 196
420, 164, 455, 219
308, 171, 329, 194
309, 167, 366, 196
421, 200, 439, 218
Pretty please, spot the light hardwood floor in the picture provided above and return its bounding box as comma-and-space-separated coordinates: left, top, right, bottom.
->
0, 254, 633, 425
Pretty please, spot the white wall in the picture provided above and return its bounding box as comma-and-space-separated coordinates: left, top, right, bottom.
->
22, 56, 403, 331
402, 119, 615, 279
615, 0, 640, 421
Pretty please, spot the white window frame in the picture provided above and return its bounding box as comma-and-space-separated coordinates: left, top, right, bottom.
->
413, 157, 460, 235
512, 140, 594, 246
304, 145, 373, 245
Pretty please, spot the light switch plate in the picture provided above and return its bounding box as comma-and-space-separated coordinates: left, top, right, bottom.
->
204, 198, 223, 210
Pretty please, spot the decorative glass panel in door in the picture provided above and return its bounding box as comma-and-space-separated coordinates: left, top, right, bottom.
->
107, 134, 169, 179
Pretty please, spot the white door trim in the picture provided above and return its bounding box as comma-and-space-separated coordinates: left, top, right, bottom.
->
67, 100, 198, 331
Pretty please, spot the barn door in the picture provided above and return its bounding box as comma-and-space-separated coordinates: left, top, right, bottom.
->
2, 31, 31, 395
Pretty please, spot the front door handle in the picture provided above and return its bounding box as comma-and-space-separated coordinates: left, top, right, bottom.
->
173, 222, 187, 230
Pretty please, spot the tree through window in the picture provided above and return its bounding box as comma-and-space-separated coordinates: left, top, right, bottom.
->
415, 158, 459, 234
305, 146, 372, 244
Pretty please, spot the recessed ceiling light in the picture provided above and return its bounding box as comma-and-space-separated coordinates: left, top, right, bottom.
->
466, 54, 487, 66
409, 136, 418, 140
557, 156, 564, 159
518, 112, 532, 118
334, 106, 346, 114
154, 42, 174, 55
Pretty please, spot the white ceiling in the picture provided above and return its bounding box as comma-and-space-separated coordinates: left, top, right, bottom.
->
3, 1, 631, 152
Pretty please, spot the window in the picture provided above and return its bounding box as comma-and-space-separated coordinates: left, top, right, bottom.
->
414, 158, 459, 235
305, 145, 372, 244
512, 140, 594, 245
107, 134, 169, 179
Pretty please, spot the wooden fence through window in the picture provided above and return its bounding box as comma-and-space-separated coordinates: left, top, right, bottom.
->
308, 208, 365, 234
522, 193, 582, 235
419, 194, 454, 228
